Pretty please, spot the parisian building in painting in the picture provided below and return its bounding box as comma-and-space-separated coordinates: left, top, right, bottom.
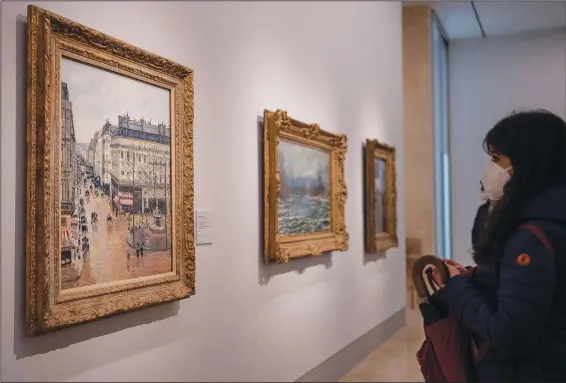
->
109, 113, 171, 214
94, 120, 115, 192
74, 142, 88, 160
87, 137, 96, 167
60, 82, 77, 217
81, 113, 171, 214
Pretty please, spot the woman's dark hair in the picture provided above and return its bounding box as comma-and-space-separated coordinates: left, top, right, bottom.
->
473, 109, 566, 264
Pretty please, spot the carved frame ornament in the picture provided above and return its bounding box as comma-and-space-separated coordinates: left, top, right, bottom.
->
26, 5, 195, 335
263, 109, 349, 264
364, 139, 398, 253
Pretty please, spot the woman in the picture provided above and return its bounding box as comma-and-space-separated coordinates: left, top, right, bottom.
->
435, 110, 566, 382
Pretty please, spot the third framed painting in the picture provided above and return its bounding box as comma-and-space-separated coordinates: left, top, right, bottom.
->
364, 139, 398, 253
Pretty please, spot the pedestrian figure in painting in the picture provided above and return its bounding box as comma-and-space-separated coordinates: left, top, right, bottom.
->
82, 238, 89, 259
127, 250, 130, 260
136, 243, 140, 260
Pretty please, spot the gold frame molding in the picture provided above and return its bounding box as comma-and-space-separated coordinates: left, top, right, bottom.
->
26, 5, 195, 335
364, 139, 398, 253
263, 109, 348, 264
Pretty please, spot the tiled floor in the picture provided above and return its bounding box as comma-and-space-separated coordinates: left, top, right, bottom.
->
340, 309, 424, 382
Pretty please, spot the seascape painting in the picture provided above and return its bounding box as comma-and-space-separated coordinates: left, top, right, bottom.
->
277, 139, 331, 236
374, 158, 386, 233
60, 57, 173, 290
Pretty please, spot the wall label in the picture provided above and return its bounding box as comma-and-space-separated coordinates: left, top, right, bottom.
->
195, 209, 213, 245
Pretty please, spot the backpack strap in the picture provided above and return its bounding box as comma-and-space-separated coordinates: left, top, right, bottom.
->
521, 222, 555, 258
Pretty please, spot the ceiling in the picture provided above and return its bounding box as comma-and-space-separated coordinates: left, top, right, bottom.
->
404, 1, 566, 40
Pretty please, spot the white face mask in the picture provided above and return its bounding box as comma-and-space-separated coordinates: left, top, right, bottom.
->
481, 161, 511, 201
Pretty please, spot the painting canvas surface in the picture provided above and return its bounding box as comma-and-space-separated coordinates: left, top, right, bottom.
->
277, 139, 331, 236
60, 57, 173, 290
374, 158, 386, 233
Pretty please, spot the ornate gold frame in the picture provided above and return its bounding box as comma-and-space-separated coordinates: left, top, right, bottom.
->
263, 109, 348, 264
364, 139, 398, 253
26, 5, 195, 335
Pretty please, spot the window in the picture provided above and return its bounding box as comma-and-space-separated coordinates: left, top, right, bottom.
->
432, 12, 452, 259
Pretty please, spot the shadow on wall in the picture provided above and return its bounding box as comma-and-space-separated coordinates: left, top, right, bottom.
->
364, 251, 387, 265
255, 117, 332, 286
12, 15, 179, 381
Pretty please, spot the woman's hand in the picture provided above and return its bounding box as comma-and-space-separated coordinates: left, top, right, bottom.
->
432, 262, 462, 288
445, 259, 467, 274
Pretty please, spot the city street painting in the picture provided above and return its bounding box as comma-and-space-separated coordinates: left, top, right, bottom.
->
60, 57, 173, 290
263, 109, 349, 264
26, 5, 195, 335
277, 139, 331, 236
364, 139, 398, 253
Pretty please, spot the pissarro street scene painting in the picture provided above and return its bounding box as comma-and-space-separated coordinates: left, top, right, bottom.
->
277, 139, 331, 236
374, 158, 386, 233
60, 57, 173, 290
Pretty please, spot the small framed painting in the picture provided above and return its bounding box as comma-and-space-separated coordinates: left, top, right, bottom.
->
263, 109, 349, 264
364, 139, 398, 253
25, 5, 195, 335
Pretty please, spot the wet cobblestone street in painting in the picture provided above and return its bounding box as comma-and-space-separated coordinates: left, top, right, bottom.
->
62, 181, 172, 290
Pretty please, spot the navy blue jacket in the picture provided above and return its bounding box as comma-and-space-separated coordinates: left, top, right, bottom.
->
441, 185, 566, 382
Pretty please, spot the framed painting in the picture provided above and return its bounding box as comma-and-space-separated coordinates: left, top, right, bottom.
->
364, 139, 398, 253
26, 5, 195, 335
263, 109, 348, 264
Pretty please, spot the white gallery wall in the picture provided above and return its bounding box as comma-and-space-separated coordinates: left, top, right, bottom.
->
449, 30, 566, 266
1, 1, 405, 381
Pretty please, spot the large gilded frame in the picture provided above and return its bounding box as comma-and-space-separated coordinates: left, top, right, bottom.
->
263, 109, 348, 264
364, 139, 398, 253
26, 5, 195, 335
